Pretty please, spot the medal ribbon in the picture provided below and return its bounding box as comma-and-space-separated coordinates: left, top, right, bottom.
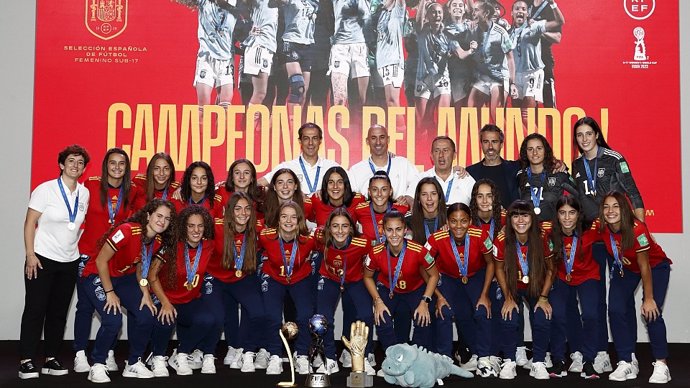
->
564, 235, 578, 277
515, 241, 529, 278
387, 240, 407, 293
185, 242, 203, 286
488, 218, 496, 240
424, 217, 439, 240
370, 202, 391, 243
233, 231, 248, 271
299, 156, 321, 194
336, 236, 352, 289
279, 237, 299, 279
140, 239, 155, 280
450, 232, 470, 278
444, 177, 454, 202
368, 153, 392, 176
107, 186, 124, 225
529, 0, 550, 20
608, 232, 624, 275
583, 147, 602, 196
526, 167, 545, 211
57, 177, 79, 225
161, 187, 169, 200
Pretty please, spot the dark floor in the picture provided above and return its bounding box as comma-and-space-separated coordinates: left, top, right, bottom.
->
2, 341, 688, 388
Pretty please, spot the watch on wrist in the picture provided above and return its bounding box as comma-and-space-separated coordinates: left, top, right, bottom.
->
421, 295, 432, 304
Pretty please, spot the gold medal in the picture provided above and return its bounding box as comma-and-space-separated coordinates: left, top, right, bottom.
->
139, 279, 148, 287
184, 281, 194, 290
566, 273, 572, 282
622, 257, 632, 266
461, 276, 468, 284
389, 291, 394, 299
522, 275, 530, 284
619, 269, 624, 278
286, 275, 291, 284
340, 285, 344, 292
235, 270, 243, 278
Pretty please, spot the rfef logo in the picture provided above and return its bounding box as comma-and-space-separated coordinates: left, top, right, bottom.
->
623, 0, 655, 20
85, 0, 128, 40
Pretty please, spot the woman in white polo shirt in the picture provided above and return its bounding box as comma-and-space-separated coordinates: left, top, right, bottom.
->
19, 144, 91, 379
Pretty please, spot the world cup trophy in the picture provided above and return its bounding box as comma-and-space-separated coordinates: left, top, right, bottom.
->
343, 321, 373, 387
278, 322, 299, 387
305, 314, 330, 387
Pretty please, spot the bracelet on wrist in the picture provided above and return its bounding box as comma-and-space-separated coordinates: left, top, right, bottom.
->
104, 289, 114, 294
550, 2, 558, 9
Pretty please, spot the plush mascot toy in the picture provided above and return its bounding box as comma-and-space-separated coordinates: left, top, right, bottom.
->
380, 344, 474, 387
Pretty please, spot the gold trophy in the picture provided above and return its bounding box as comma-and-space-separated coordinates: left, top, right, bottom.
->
278, 322, 299, 387
343, 321, 374, 387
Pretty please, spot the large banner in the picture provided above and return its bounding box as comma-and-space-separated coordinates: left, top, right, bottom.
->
32, 0, 680, 232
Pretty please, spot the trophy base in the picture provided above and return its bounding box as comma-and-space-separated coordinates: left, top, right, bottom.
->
305, 373, 331, 387
277, 383, 297, 388
347, 371, 374, 387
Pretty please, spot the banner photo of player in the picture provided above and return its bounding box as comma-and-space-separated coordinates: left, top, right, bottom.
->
32, 0, 680, 232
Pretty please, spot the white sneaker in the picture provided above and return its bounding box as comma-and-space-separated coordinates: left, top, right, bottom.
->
631, 353, 640, 374
169, 352, 193, 376
228, 347, 244, 369
376, 368, 385, 377
367, 352, 377, 367
105, 350, 118, 372
316, 358, 339, 375
266, 355, 283, 375
223, 346, 240, 366
201, 354, 216, 374
476, 356, 498, 377
609, 361, 637, 381
516, 346, 528, 367
254, 348, 270, 369
122, 359, 154, 379
88, 363, 111, 383
569, 351, 584, 373
530, 361, 549, 380
594, 351, 613, 373
499, 359, 517, 379
240, 352, 256, 373
150, 356, 169, 377
295, 355, 311, 375
460, 354, 478, 371
364, 358, 376, 376
524, 353, 553, 370
74, 350, 90, 373
648, 361, 671, 384
339, 350, 352, 368
189, 349, 203, 370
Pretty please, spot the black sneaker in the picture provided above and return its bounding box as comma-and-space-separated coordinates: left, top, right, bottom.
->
19, 360, 39, 379
41, 358, 69, 376
548, 360, 567, 378
580, 361, 600, 379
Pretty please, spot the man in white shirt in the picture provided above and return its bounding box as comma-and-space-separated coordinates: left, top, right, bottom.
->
258, 122, 340, 195
349, 124, 419, 205
408, 136, 475, 205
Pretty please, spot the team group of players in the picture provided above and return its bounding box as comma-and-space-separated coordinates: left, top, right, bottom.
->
20, 118, 672, 384
180, 0, 563, 129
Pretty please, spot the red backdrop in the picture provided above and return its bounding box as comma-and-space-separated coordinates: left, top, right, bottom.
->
32, 0, 681, 232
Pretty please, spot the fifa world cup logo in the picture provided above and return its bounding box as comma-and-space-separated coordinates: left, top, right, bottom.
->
633, 27, 647, 61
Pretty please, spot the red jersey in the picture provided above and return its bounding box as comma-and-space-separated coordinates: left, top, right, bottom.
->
474, 210, 507, 241
162, 240, 214, 304
353, 202, 410, 245
82, 222, 163, 278
425, 227, 493, 279
600, 220, 671, 274
364, 240, 435, 293
208, 218, 264, 283
546, 223, 600, 285
258, 228, 316, 285
493, 229, 554, 290
171, 193, 224, 219
315, 230, 370, 283
309, 193, 366, 227
131, 174, 180, 210
79, 177, 140, 258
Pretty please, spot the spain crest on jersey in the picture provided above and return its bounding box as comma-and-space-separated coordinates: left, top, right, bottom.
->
623, 0, 655, 21
85, 0, 128, 41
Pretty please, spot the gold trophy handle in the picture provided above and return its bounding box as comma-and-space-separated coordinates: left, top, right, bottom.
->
277, 328, 297, 387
